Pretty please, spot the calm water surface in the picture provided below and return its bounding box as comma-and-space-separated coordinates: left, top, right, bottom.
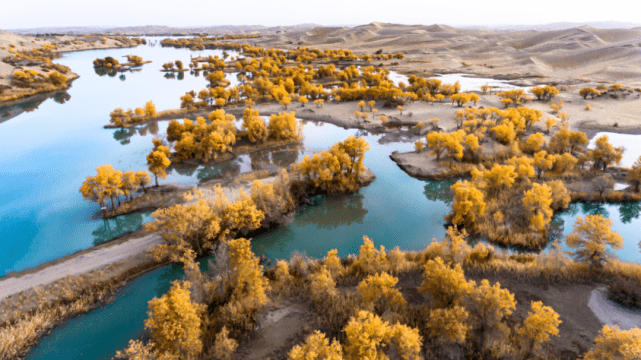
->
0, 40, 637, 360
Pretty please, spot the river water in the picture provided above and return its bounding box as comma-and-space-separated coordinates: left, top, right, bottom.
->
0, 39, 637, 360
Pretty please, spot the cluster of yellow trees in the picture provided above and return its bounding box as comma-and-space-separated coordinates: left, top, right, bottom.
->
174, 58, 460, 114
108, 101, 157, 127
411, 102, 632, 249
160, 37, 402, 62
295, 136, 370, 194
580, 84, 635, 99
12, 69, 68, 87
164, 108, 301, 163
115, 229, 641, 359
79, 164, 151, 211
160, 34, 262, 50
289, 231, 641, 360
124, 55, 145, 66
93, 56, 120, 68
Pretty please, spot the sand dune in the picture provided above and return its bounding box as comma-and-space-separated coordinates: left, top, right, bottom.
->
237, 22, 641, 85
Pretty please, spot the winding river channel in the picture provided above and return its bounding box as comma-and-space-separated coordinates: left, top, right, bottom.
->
0, 38, 638, 359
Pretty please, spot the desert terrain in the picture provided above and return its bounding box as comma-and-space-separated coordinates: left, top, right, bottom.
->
2, 22, 641, 360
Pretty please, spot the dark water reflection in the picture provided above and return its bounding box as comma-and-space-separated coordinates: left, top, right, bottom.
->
619, 202, 641, 224
91, 212, 151, 246
0, 91, 71, 123
423, 180, 457, 205
296, 193, 369, 230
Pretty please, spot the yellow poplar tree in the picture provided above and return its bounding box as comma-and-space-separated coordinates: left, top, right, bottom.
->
566, 214, 624, 268
591, 135, 623, 171
626, 156, 641, 192
144, 101, 157, 118
584, 325, 641, 360
147, 150, 171, 186
426, 306, 470, 344
518, 301, 561, 358
145, 280, 206, 359
343, 311, 422, 360
242, 107, 268, 143
309, 266, 337, 303
289, 331, 344, 360
468, 279, 516, 350
358, 272, 406, 311
523, 183, 553, 232
449, 180, 486, 226
419, 257, 473, 308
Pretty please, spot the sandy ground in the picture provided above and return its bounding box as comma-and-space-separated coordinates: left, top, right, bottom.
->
588, 286, 641, 331
0, 233, 162, 302
232, 22, 641, 86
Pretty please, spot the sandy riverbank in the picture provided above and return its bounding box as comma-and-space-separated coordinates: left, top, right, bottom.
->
588, 287, 641, 330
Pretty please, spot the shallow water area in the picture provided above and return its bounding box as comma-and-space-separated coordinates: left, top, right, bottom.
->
0, 39, 241, 275
387, 70, 531, 92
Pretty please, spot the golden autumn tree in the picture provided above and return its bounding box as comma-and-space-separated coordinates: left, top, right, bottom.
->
354, 236, 388, 275
289, 331, 344, 360
449, 180, 486, 226
211, 327, 238, 360
80, 164, 113, 209
507, 156, 535, 182
147, 149, 171, 187
472, 164, 517, 196
426, 306, 471, 345
626, 156, 641, 192
337, 136, 370, 177
584, 325, 641, 360
521, 133, 546, 154
591, 135, 623, 171
267, 112, 300, 141
309, 265, 338, 304
249, 171, 294, 225
426, 132, 448, 160
358, 272, 406, 312
343, 311, 421, 360
467, 279, 516, 350
226, 237, 270, 305
144, 101, 157, 118
146, 198, 221, 260
325, 248, 344, 278
145, 280, 206, 359
548, 179, 571, 210
135, 170, 151, 193
566, 214, 624, 268
523, 183, 553, 232
419, 257, 474, 308
241, 107, 268, 143
518, 301, 561, 359
533, 151, 554, 179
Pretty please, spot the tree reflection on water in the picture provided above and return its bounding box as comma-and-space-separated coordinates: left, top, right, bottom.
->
619, 202, 641, 224
295, 192, 368, 230
112, 122, 160, 145
423, 180, 458, 205
91, 212, 148, 246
